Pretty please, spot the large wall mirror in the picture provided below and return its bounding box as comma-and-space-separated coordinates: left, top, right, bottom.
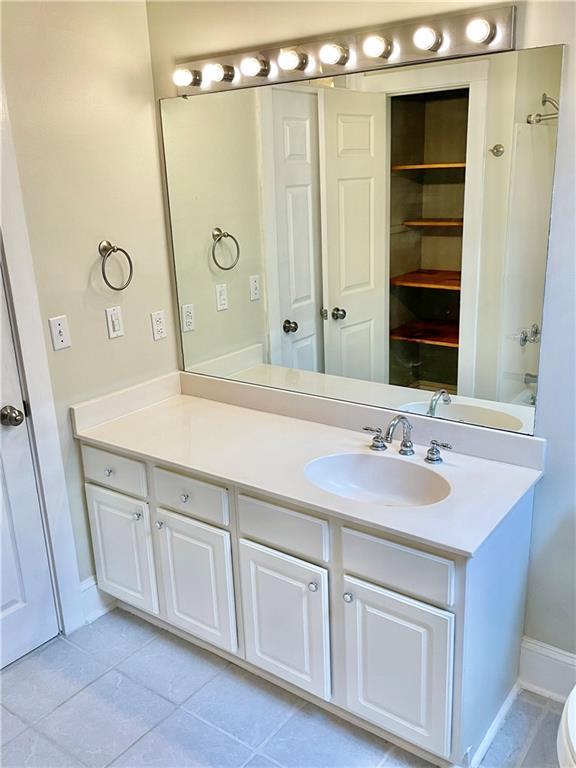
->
161, 45, 563, 434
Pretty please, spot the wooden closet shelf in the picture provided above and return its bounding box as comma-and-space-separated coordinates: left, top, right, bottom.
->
390, 320, 459, 348
402, 218, 464, 228
390, 270, 461, 291
392, 162, 466, 170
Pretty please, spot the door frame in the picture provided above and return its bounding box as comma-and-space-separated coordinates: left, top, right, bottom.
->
1, 85, 84, 635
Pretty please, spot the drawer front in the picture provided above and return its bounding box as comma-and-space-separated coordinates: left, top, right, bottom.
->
154, 467, 229, 526
82, 445, 147, 498
238, 495, 330, 562
342, 528, 455, 607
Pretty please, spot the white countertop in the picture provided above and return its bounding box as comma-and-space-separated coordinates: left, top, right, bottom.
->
73, 393, 541, 558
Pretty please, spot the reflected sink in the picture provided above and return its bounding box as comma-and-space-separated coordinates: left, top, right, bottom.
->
305, 453, 451, 506
401, 402, 524, 432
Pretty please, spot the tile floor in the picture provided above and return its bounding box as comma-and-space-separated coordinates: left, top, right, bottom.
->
1, 609, 561, 768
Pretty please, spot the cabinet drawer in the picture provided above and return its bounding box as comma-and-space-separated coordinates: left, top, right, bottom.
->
238, 495, 330, 562
342, 528, 455, 607
82, 445, 147, 498
153, 467, 229, 526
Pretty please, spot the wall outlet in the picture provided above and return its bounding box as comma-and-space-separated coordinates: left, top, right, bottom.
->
249, 275, 261, 301
48, 315, 71, 351
216, 283, 228, 311
150, 310, 167, 341
105, 306, 124, 339
181, 303, 195, 332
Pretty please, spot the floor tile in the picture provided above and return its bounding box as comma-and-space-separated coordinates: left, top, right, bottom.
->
183, 665, 300, 748
518, 689, 550, 708
481, 698, 544, 768
521, 711, 561, 768
1, 706, 27, 745
112, 708, 252, 767
1, 728, 82, 767
380, 745, 433, 767
246, 755, 282, 768
1, 638, 106, 723
262, 704, 389, 768
36, 669, 174, 767
118, 632, 227, 704
67, 609, 157, 667
549, 699, 564, 714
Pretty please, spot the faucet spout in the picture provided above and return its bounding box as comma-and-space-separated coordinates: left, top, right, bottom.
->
427, 389, 452, 417
384, 415, 415, 456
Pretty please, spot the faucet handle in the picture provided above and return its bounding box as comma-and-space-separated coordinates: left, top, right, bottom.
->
362, 426, 387, 452
425, 440, 453, 464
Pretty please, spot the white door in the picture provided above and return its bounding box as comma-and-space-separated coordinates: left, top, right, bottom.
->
320, 89, 388, 382
155, 508, 237, 653
239, 539, 331, 699
1, 272, 59, 668
85, 484, 158, 614
343, 575, 454, 758
271, 88, 324, 371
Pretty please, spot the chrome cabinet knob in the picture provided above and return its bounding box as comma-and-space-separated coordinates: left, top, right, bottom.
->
155, 521, 165, 530
1, 405, 25, 427
308, 582, 319, 593
180, 493, 190, 504
343, 592, 354, 603
283, 319, 298, 333
331, 307, 347, 320
104, 468, 114, 477
132, 511, 142, 521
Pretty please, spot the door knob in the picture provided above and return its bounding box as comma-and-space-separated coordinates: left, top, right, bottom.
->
1, 405, 25, 427
331, 307, 347, 320
132, 511, 142, 521
283, 319, 298, 333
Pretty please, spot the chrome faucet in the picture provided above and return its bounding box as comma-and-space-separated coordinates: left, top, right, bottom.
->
427, 389, 452, 417
384, 415, 415, 456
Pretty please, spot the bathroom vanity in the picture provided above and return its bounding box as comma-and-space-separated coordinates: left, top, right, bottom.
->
71, 374, 543, 767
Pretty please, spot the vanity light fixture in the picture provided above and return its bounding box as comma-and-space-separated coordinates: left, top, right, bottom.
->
466, 18, 496, 44
362, 35, 392, 59
202, 63, 235, 83
240, 56, 270, 77
413, 26, 443, 52
277, 48, 309, 72
319, 42, 350, 66
172, 68, 201, 87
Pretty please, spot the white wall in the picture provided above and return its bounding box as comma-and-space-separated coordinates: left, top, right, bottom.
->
1, 1, 179, 581
147, 0, 576, 654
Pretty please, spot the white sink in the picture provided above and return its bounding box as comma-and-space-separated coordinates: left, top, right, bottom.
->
401, 401, 523, 432
304, 453, 451, 506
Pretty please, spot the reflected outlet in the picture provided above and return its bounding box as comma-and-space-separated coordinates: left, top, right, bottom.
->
181, 303, 195, 332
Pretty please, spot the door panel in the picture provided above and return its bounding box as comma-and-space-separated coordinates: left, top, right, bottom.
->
85, 484, 158, 614
343, 575, 454, 757
239, 539, 330, 699
156, 508, 237, 653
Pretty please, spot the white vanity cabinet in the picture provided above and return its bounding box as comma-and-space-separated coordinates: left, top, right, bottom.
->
85, 484, 158, 614
238, 538, 331, 700
154, 508, 237, 653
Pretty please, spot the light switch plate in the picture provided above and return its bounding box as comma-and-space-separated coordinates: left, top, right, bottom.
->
48, 315, 71, 351
181, 303, 195, 332
151, 310, 167, 341
249, 275, 261, 301
216, 283, 228, 311
105, 306, 124, 339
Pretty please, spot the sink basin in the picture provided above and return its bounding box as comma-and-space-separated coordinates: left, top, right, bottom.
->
401, 401, 524, 431
304, 453, 451, 506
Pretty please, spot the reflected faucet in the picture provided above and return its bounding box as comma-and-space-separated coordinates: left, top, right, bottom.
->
384, 415, 415, 456
427, 389, 452, 417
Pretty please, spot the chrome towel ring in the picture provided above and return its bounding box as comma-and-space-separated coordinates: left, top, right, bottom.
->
98, 240, 134, 291
212, 227, 240, 271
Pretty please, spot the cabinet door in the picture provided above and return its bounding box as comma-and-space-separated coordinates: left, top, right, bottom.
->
85, 484, 158, 613
156, 509, 237, 653
239, 539, 330, 699
343, 575, 454, 758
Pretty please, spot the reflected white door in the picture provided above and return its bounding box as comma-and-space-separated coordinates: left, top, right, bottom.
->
1, 270, 59, 668
321, 89, 388, 382
272, 89, 324, 371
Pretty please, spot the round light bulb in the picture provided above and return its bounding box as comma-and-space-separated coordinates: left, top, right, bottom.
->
172, 68, 194, 87
362, 35, 391, 59
240, 56, 269, 77
277, 49, 308, 72
319, 43, 349, 66
202, 63, 235, 83
466, 18, 495, 44
413, 26, 442, 52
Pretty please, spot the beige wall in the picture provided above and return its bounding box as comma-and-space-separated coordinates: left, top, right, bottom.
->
1, 1, 179, 580
147, 0, 575, 655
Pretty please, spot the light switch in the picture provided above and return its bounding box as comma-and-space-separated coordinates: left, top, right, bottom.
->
48, 315, 71, 351
105, 306, 124, 339
181, 303, 195, 332
249, 275, 261, 301
151, 310, 167, 341
216, 283, 228, 311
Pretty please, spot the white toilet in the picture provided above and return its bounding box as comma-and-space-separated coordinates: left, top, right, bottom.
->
558, 685, 576, 767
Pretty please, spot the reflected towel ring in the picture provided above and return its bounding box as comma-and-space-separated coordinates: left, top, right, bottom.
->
98, 240, 134, 291
212, 227, 240, 271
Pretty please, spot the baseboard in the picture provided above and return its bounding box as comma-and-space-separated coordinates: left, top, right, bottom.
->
519, 636, 576, 702
469, 683, 520, 768
80, 577, 116, 624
